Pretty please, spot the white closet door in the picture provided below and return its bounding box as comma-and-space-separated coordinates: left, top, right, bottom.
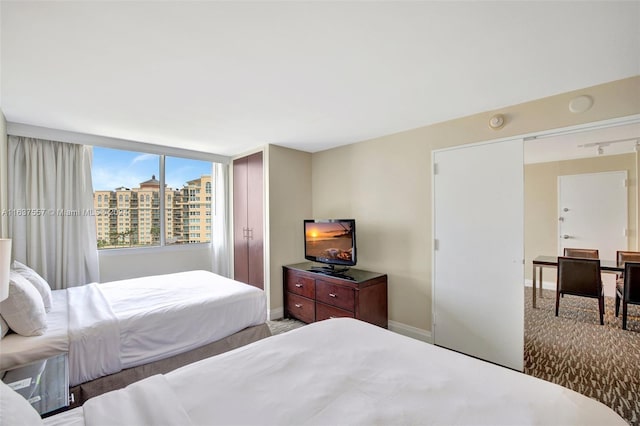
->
433, 139, 524, 371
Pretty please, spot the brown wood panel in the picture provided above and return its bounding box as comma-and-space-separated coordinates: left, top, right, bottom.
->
310, 273, 358, 289
233, 152, 264, 289
316, 302, 355, 321
247, 151, 264, 289
286, 270, 315, 298
316, 280, 355, 311
283, 264, 388, 328
286, 293, 315, 323
356, 278, 388, 328
233, 156, 249, 284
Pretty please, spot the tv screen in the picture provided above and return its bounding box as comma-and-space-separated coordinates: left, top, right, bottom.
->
304, 219, 356, 268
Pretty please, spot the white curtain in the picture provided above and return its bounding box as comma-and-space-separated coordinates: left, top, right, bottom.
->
8, 136, 99, 289
211, 162, 230, 277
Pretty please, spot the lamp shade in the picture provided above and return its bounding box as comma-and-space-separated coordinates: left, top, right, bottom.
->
0, 239, 11, 301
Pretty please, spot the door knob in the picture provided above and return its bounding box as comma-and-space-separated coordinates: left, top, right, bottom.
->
562, 234, 571, 239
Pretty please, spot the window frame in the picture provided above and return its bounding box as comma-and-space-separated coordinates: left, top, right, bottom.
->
95, 152, 216, 251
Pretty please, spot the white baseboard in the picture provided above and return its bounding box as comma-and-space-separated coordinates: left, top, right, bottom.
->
388, 320, 432, 343
269, 307, 284, 321
524, 279, 556, 291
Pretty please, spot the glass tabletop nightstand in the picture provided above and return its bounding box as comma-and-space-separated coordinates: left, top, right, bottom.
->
1, 353, 70, 416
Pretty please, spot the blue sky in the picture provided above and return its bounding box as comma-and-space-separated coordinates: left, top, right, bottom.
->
92, 147, 212, 191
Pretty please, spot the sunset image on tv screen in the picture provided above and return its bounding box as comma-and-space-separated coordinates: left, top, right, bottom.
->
305, 222, 353, 262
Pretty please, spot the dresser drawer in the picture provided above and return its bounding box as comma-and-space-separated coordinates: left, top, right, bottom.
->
316, 280, 355, 311
286, 293, 315, 323
316, 302, 355, 321
286, 271, 315, 298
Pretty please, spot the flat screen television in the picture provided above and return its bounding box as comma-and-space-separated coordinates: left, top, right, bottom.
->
304, 219, 356, 272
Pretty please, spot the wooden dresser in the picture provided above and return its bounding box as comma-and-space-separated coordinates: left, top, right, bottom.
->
283, 262, 388, 328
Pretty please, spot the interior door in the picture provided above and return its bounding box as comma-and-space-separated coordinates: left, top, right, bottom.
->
233, 156, 249, 284
558, 171, 627, 296
233, 152, 264, 289
247, 151, 264, 289
433, 138, 524, 371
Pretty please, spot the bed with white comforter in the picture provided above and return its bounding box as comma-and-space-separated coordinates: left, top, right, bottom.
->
40, 318, 626, 426
0, 270, 267, 387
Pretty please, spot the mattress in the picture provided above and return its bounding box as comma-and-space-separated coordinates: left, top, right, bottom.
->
44, 318, 626, 426
99, 270, 266, 369
1, 270, 267, 387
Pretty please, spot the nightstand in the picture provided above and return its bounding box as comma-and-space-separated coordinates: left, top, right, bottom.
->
1, 353, 70, 417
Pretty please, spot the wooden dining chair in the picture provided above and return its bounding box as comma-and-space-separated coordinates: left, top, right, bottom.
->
614, 250, 640, 290
556, 256, 604, 325
616, 261, 640, 330
616, 251, 640, 266
563, 248, 599, 259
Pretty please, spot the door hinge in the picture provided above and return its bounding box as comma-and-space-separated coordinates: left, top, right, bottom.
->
433, 163, 438, 175
434, 239, 439, 250
624, 179, 629, 188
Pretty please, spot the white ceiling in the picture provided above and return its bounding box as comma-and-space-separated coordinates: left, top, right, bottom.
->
1, 1, 639, 157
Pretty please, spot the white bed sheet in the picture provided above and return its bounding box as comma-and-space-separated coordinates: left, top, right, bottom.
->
67, 283, 120, 386
0, 291, 68, 371
44, 318, 627, 426
2, 270, 267, 387
99, 270, 267, 369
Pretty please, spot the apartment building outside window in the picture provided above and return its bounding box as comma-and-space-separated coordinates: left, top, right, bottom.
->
92, 147, 213, 249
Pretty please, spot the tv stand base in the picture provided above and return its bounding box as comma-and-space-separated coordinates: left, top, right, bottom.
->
310, 265, 349, 274
283, 262, 388, 328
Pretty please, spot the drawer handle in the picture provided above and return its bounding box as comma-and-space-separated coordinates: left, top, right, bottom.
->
329, 293, 337, 298
294, 303, 303, 308
295, 284, 303, 288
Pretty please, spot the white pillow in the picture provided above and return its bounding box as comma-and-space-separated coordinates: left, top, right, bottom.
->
0, 271, 48, 336
0, 379, 44, 426
12, 260, 53, 312
0, 314, 9, 339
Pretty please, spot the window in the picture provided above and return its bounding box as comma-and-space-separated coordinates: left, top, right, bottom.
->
92, 147, 214, 249
165, 156, 212, 245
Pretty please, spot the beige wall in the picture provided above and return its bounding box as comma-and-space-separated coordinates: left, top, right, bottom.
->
309, 76, 640, 333
267, 145, 312, 314
0, 108, 7, 237
525, 153, 637, 282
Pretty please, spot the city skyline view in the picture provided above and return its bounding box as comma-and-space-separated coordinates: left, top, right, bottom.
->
92, 147, 213, 191
91, 147, 214, 249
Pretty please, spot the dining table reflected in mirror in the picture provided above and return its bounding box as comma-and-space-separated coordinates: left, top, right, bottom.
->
530, 255, 622, 309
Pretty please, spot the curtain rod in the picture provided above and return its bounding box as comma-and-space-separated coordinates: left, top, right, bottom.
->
7, 122, 231, 165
